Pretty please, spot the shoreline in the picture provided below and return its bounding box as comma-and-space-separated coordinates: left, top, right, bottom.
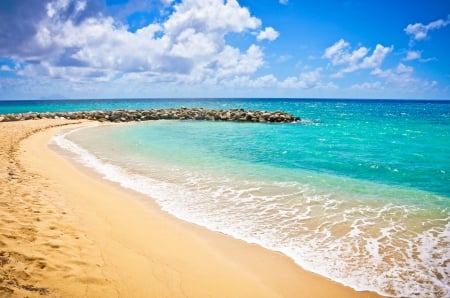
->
1, 119, 381, 297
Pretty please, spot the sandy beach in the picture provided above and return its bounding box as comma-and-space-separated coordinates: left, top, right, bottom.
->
0, 119, 381, 297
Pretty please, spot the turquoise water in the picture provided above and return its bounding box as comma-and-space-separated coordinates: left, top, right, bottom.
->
4, 99, 449, 296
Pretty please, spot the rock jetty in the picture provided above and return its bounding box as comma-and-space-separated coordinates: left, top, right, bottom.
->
0, 108, 300, 123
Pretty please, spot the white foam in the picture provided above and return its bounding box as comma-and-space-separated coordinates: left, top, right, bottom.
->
51, 127, 450, 298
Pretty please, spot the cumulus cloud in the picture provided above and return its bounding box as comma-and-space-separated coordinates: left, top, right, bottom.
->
404, 15, 450, 42
350, 81, 383, 90
323, 39, 350, 63
323, 39, 392, 77
359, 44, 393, 68
371, 63, 414, 78
0, 0, 106, 60
0, 0, 269, 85
370, 63, 416, 88
257, 27, 279, 41
370, 63, 439, 95
164, 0, 260, 39
0, 0, 50, 57
214, 44, 264, 78
396, 63, 413, 74
404, 50, 421, 61
222, 67, 324, 90
224, 74, 279, 89
280, 68, 322, 89
0, 65, 13, 72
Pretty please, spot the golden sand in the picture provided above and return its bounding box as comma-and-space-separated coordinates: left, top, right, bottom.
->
0, 119, 381, 297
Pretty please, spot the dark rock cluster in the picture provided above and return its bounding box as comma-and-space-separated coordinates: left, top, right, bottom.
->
0, 108, 300, 123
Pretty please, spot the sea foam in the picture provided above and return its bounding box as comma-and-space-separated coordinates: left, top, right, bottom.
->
52, 124, 450, 298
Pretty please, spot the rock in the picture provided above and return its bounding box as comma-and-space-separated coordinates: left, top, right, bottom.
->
0, 108, 300, 124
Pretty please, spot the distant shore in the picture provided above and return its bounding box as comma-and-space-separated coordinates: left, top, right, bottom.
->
0, 119, 380, 297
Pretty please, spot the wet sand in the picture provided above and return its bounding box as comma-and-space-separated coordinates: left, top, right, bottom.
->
0, 119, 381, 297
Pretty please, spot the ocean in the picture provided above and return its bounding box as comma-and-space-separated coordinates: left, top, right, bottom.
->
2, 98, 449, 297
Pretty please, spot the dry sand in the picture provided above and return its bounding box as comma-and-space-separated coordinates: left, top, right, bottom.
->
0, 119, 381, 297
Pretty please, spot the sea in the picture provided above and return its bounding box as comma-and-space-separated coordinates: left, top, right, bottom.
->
2, 98, 449, 297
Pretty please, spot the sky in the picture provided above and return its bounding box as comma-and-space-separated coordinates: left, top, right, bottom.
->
0, 0, 449, 100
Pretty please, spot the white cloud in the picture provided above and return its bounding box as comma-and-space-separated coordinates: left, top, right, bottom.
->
370, 68, 389, 78
324, 39, 392, 77
257, 27, 279, 41
279, 0, 288, 5
404, 15, 450, 41
276, 55, 292, 63
1, 65, 13, 71
222, 68, 323, 90
215, 44, 264, 79
224, 74, 279, 88
426, 80, 438, 88
350, 81, 383, 90
396, 63, 413, 74
371, 63, 414, 79
359, 44, 393, 69
161, 0, 176, 5
46, 0, 69, 18
404, 50, 421, 61
323, 39, 350, 64
163, 0, 261, 38
11, 0, 267, 85
75, 1, 87, 14
370, 64, 417, 89
280, 68, 322, 89
370, 65, 440, 96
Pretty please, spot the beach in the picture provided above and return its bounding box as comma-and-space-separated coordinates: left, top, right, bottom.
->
0, 119, 381, 297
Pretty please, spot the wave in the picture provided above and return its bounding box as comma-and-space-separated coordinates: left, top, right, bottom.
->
52, 125, 450, 297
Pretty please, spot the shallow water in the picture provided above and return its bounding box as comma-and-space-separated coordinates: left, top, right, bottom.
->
46, 99, 450, 297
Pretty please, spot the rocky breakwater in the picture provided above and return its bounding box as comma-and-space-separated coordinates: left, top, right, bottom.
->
0, 108, 300, 123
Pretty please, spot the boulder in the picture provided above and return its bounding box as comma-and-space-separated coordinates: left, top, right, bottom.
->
0, 107, 300, 124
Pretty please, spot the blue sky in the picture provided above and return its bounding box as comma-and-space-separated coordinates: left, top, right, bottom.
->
0, 0, 449, 100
